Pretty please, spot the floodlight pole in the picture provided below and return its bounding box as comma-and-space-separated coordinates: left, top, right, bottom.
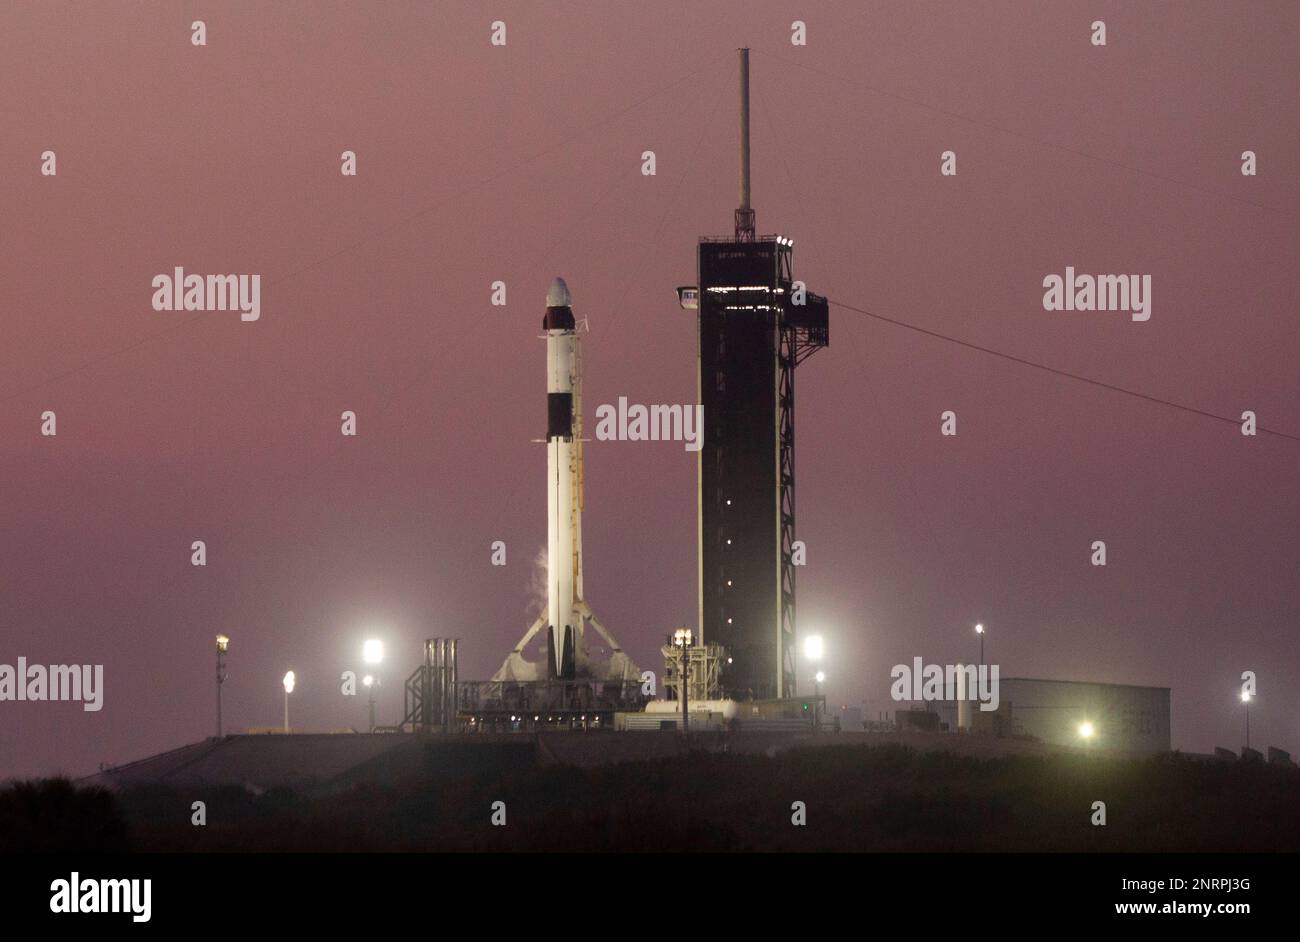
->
813, 674, 821, 730
215, 637, 229, 737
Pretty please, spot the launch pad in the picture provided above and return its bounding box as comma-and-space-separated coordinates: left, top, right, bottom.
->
403, 636, 645, 734
459, 679, 645, 731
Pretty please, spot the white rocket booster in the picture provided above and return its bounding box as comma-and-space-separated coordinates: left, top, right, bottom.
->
543, 277, 579, 678
491, 279, 639, 687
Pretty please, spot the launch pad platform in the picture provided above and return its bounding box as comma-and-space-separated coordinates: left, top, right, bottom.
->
456, 679, 647, 732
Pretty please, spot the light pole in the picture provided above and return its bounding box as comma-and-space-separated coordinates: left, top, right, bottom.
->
1241, 691, 1251, 750
672, 628, 693, 736
215, 634, 230, 737
282, 671, 295, 733
363, 639, 384, 731
814, 670, 826, 730
975, 623, 985, 668
364, 674, 376, 732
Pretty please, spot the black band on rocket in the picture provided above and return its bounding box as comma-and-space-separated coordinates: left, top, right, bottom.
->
548, 392, 573, 439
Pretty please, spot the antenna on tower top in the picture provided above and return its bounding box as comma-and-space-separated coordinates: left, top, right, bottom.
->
735, 47, 755, 241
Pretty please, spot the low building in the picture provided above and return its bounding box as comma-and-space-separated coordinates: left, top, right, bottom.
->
920, 677, 1170, 753
998, 678, 1170, 754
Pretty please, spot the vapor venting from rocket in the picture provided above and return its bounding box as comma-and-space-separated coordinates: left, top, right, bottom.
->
527, 544, 548, 621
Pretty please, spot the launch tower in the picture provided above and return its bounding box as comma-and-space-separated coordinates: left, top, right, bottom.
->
687, 49, 829, 700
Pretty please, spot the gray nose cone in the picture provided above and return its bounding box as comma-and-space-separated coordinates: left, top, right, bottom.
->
546, 277, 572, 308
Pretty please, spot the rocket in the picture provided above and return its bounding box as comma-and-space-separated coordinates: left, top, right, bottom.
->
491, 278, 639, 687
543, 277, 581, 679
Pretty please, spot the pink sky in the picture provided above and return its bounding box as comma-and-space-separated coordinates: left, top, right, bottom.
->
1, 1, 1296, 776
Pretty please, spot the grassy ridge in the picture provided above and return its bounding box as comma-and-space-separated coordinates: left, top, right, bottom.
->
5, 745, 1297, 852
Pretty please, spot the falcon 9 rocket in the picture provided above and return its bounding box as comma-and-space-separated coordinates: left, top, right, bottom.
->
492, 279, 639, 686
543, 277, 579, 678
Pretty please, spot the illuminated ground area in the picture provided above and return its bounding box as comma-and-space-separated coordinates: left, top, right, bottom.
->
4, 741, 1297, 852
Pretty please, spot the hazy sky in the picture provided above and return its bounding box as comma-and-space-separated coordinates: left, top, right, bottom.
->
1, 2, 1296, 778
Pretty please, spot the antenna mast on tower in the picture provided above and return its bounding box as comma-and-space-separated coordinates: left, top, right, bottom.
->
735, 48, 756, 241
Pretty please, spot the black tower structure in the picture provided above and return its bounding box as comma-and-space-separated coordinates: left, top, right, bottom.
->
691, 49, 828, 700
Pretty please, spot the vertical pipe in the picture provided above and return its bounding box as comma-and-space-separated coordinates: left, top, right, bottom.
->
441, 639, 449, 732
215, 649, 223, 737
434, 639, 441, 731
738, 47, 751, 212
956, 672, 970, 733
450, 639, 459, 732
681, 643, 689, 737
434, 639, 444, 727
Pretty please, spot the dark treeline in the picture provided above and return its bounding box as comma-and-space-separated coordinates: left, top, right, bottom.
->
4, 745, 1298, 852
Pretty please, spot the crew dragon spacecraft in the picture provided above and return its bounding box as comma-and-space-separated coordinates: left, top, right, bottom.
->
493, 279, 640, 685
